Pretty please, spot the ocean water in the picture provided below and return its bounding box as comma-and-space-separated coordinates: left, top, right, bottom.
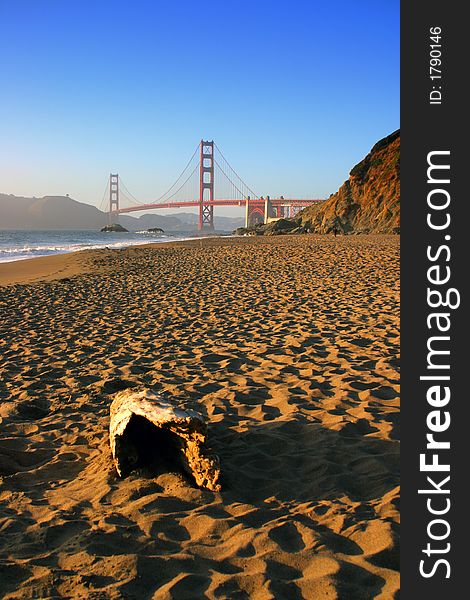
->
0, 230, 201, 263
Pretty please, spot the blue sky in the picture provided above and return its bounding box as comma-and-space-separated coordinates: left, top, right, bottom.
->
0, 0, 399, 216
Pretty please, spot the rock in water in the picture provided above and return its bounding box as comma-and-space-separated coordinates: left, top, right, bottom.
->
101, 223, 129, 232
109, 388, 221, 491
148, 227, 164, 233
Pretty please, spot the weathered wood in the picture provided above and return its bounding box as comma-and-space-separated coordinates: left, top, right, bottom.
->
109, 388, 221, 492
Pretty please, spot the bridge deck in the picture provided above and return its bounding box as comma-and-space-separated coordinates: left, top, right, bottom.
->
117, 198, 324, 214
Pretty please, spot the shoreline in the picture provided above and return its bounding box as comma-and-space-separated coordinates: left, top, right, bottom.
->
0, 234, 234, 286
0, 231, 230, 268
0, 233, 398, 287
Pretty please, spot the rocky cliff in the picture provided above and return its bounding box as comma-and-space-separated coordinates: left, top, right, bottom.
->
298, 130, 400, 234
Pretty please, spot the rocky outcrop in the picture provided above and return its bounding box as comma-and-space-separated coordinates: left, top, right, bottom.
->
297, 130, 400, 234
148, 227, 164, 233
101, 223, 129, 232
109, 388, 221, 492
234, 218, 302, 237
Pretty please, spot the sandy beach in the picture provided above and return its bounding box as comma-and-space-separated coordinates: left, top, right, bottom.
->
0, 235, 400, 599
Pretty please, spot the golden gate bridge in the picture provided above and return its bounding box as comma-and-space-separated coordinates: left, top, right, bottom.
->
100, 141, 324, 230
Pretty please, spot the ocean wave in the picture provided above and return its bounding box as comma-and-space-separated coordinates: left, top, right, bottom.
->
0, 234, 200, 264
134, 230, 168, 236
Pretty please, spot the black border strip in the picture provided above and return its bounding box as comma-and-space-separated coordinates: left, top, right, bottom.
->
401, 2, 466, 595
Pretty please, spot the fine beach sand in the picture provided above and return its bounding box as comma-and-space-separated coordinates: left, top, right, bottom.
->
0, 235, 400, 599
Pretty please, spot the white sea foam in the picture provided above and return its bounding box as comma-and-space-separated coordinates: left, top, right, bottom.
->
0, 231, 200, 264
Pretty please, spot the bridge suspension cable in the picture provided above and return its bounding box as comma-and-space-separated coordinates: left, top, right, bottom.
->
98, 179, 110, 212
164, 162, 200, 203
152, 142, 200, 204
214, 142, 259, 199
119, 178, 144, 207
214, 158, 249, 201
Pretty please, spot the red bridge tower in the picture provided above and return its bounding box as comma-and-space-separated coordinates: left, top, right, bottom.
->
199, 140, 214, 231
109, 173, 119, 223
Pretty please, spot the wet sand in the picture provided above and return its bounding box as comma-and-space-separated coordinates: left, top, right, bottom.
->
0, 235, 400, 599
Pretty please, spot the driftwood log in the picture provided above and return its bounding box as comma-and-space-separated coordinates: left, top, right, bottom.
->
109, 388, 221, 492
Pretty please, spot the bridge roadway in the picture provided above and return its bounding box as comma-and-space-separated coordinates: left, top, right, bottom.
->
116, 198, 323, 214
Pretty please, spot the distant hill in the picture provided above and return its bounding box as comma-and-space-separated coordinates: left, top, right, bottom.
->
298, 130, 400, 234
0, 195, 107, 230
0, 194, 244, 231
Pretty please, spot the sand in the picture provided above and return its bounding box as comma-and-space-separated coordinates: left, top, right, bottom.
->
0, 235, 400, 599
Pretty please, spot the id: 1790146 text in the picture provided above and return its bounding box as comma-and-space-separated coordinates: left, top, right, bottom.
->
429, 26, 443, 105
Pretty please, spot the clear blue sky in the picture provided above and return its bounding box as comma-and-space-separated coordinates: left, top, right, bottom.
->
0, 0, 399, 216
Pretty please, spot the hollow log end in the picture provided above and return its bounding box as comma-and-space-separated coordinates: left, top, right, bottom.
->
109, 388, 221, 491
